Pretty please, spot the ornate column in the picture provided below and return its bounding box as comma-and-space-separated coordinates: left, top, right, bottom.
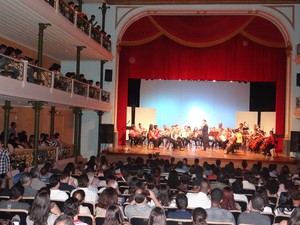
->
2, 101, 13, 147
30, 101, 44, 167
49, 106, 56, 137
96, 110, 104, 157
37, 23, 51, 68
72, 107, 82, 163
98, 3, 110, 32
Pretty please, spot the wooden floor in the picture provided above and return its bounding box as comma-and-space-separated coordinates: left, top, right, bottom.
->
103, 144, 300, 173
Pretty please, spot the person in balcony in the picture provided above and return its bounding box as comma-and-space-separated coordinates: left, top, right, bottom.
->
0, 46, 19, 79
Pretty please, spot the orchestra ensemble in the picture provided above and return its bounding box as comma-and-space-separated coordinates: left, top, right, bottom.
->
128, 120, 276, 156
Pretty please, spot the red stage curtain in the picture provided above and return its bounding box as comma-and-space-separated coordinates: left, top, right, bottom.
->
118, 15, 286, 147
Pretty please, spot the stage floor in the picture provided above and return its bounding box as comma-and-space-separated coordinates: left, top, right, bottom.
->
103, 145, 300, 173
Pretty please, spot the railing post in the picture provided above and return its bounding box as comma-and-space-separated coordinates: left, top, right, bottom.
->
71, 79, 74, 97
96, 110, 104, 157
50, 71, 55, 93
74, 11, 78, 28
22, 60, 28, 87
38, 23, 51, 70
76, 46, 86, 80
55, 0, 59, 12
89, 24, 92, 38
49, 106, 56, 137
98, 3, 110, 32
87, 85, 90, 100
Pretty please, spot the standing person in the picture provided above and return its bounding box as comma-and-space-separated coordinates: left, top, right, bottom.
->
202, 120, 209, 151
8, 122, 17, 137
0, 139, 11, 178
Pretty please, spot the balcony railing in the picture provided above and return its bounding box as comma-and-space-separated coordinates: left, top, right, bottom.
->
0, 54, 110, 103
44, 0, 112, 52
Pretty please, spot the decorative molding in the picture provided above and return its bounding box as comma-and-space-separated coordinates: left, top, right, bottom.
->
266, 5, 295, 29
115, 6, 140, 29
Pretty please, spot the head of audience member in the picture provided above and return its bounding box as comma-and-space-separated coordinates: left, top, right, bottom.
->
220, 187, 237, 210
28, 190, 51, 224
176, 193, 188, 211
14, 49, 23, 59
49, 175, 60, 190
243, 172, 256, 184
167, 170, 179, 189
157, 184, 172, 207
20, 172, 32, 187
54, 214, 74, 225
200, 179, 210, 195
9, 185, 24, 201
291, 189, 300, 207
255, 187, 269, 207
192, 207, 207, 225
72, 190, 85, 205
0, 173, 9, 190
98, 187, 118, 209
4, 46, 15, 57
78, 174, 89, 188
211, 188, 223, 206
60, 171, 70, 184
0, 44, 7, 54
250, 194, 265, 212
107, 179, 118, 190
64, 197, 80, 219
148, 207, 166, 225
103, 204, 125, 225
265, 179, 280, 196
30, 167, 40, 179
63, 162, 76, 176
232, 179, 243, 194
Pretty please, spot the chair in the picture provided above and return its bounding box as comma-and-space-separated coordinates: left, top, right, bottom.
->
163, 207, 177, 215
82, 201, 95, 215
0, 195, 9, 201
119, 185, 129, 194
261, 213, 274, 224
166, 218, 193, 225
243, 189, 255, 195
230, 210, 241, 224
21, 197, 35, 205
274, 214, 290, 224
207, 222, 234, 225
78, 214, 94, 224
0, 209, 28, 225
236, 200, 247, 212
130, 217, 148, 225
95, 216, 105, 225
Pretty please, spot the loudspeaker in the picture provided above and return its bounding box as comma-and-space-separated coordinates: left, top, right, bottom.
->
99, 124, 114, 143
290, 131, 300, 153
105, 69, 112, 82
297, 73, 300, 86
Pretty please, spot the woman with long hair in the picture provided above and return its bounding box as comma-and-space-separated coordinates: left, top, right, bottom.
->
279, 207, 300, 225
26, 190, 58, 225
103, 204, 129, 225
148, 207, 166, 225
220, 187, 241, 211
96, 187, 121, 217
157, 184, 175, 207
275, 192, 294, 216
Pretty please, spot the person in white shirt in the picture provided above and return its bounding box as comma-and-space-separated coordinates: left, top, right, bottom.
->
70, 174, 98, 203
72, 189, 92, 215
242, 172, 256, 191
49, 175, 69, 201
186, 179, 211, 209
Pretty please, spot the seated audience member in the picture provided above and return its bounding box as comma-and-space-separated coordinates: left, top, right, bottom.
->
124, 188, 161, 221
0, 185, 30, 210
206, 188, 236, 225
54, 214, 75, 225
0, 174, 11, 196
156, 184, 175, 207
85, 156, 97, 170
63, 197, 87, 225
13, 163, 27, 184
192, 207, 208, 225
30, 167, 46, 191
279, 207, 300, 225
237, 194, 271, 225
70, 174, 98, 203
103, 204, 130, 225
96, 187, 121, 217
72, 190, 91, 215
49, 175, 69, 201
59, 171, 75, 192
255, 187, 274, 213
98, 178, 120, 194
275, 191, 294, 216
242, 172, 256, 191
186, 179, 211, 209
167, 193, 192, 219
265, 179, 280, 198
149, 207, 166, 225
220, 187, 241, 211
63, 162, 78, 187
26, 190, 59, 225
232, 179, 248, 204
40, 166, 51, 183
20, 172, 37, 197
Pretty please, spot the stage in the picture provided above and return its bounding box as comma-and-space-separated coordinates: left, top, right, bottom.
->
103, 145, 300, 174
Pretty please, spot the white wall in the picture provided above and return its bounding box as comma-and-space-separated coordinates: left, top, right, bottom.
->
140, 80, 249, 129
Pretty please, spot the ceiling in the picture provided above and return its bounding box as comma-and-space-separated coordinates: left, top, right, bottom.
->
0, 0, 113, 61
90, 0, 300, 4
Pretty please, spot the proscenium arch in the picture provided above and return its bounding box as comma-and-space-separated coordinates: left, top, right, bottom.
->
114, 6, 292, 144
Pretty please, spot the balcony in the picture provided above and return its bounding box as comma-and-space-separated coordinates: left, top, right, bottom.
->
0, 54, 111, 111
0, 0, 114, 61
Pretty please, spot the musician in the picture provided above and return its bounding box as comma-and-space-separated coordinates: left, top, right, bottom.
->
208, 127, 218, 149
169, 125, 181, 150
148, 124, 159, 149
129, 125, 143, 146
137, 123, 147, 144
154, 125, 163, 147
160, 125, 171, 148
225, 129, 243, 154
202, 119, 209, 151
261, 130, 276, 156
218, 130, 229, 150
190, 127, 201, 147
